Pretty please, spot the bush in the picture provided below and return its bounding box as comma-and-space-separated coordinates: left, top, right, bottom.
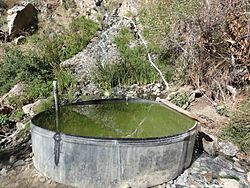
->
0, 16, 99, 103
54, 68, 77, 102
140, 0, 203, 53
139, 0, 203, 82
171, 92, 189, 107
219, 96, 250, 154
162, 0, 250, 92
0, 47, 53, 95
0, 114, 9, 125
94, 28, 157, 91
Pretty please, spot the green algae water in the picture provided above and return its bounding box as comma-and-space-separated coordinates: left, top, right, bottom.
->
32, 101, 195, 138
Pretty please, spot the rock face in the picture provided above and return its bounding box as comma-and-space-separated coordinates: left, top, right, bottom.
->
22, 99, 47, 116
7, 3, 38, 39
0, 83, 24, 106
218, 141, 239, 157
219, 178, 240, 188
61, 15, 130, 96
117, 0, 141, 17
159, 153, 249, 188
201, 133, 218, 156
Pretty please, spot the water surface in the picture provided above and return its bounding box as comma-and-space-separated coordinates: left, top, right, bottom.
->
32, 101, 195, 138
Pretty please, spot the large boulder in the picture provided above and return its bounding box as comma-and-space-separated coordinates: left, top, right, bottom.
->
7, 3, 38, 39
22, 99, 47, 117
0, 83, 24, 106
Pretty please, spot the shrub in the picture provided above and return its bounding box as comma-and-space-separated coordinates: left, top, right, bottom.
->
0, 114, 9, 125
162, 0, 250, 93
140, 0, 203, 53
54, 68, 77, 102
219, 96, 250, 154
171, 92, 189, 107
139, 0, 203, 82
0, 47, 53, 95
94, 28, 157, 91
0, 16, 98, 103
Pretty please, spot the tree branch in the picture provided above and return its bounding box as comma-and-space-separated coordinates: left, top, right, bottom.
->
123, 16, 169, 90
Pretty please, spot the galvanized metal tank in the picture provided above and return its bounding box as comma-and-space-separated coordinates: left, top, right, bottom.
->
30, 99, 197, 188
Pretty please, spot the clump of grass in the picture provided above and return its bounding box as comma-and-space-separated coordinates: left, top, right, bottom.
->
171, 92, 189, 107
0, 16, 99, 100
63, 0, 77, 10
34, 96, 54, 114
0, 16, 98, 122
94, 27, 157, 91
0, 47, 54, 95
140, 0, 203, 52
139, 0, 203, 82
219, 96, 250, 154
35, 16, 99, 64
0, 114, 9, 125
0, 15, 7, 28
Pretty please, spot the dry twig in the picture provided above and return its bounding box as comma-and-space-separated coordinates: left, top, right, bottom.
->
123, 16, 169, 90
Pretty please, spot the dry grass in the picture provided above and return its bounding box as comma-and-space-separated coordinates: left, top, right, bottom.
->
162, 0, 249, 98
219, 92, 250, 154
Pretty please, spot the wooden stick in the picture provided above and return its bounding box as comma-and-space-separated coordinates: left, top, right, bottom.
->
159, 98, 207, 124
123, 16, 169, 90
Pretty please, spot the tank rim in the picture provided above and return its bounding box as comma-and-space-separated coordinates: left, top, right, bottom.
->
30, 98, 197, 144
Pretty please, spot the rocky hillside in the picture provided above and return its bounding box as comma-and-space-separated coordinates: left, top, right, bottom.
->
0, 0, 249, 187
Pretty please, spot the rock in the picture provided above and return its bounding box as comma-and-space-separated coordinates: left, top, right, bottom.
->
175, 170, 188, 186
13, 159, 25, 167
189, 89, 204, 102
202, 133, 218, 156
22, 99, 47, 116
203, 172, 213, 182
60, 15, 127, 96
155, 184, 165, 188
219, 170, 227, 177
0, 83, 24, 106
7, 5, 24, 34
7, 3, 38, 39
29, 153, 34, 158
0, 168, 7, 176
8, 155, 17, 165
14, 35, 26, 44
117, 0, 140, 17
226, 85, 237, 100
247, 171, 250, 183
24, 157, 32, 162
218, 141, 239, 157
219, 178, 240, 188
0, 106, 13, 115
39, 177, 46, 183
213, 156, 233, 170
16, 122, 25, 130
233, 162, 245, 173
